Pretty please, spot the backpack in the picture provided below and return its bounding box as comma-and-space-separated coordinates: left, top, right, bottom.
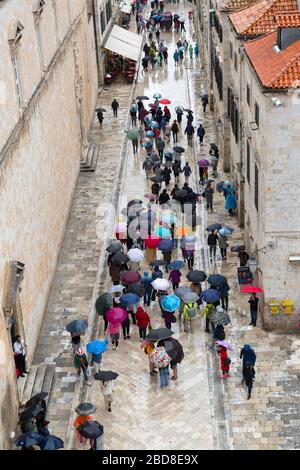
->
130, 104, 137, 113
187, 303, 197, 318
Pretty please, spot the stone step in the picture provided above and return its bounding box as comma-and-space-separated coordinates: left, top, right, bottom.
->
41, 365, 55, 408
80, 144, 100, 172
20, 365, 38, 406
31, 364, 47, 396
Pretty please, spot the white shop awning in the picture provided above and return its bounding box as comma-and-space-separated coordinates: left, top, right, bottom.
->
121, 5, 131, 14
103, 25, 143, 62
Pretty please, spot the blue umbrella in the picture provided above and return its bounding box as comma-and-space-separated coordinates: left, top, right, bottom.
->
39, 435, 64, 450
153, 93, 162, 99
86, 340, 108, 355
146, 130, 154, 137
150, 121, 160, 128
219, 226, 234, 236
158, 239, 173, 252
216, 181, 225, 193
155, 227, 171, 238
161, 294, 181, 312
144, 141, 153, 148
120, 293, 140, 305
201, 289, 221, 303
169, 260, 185, 270
206, 223, 223, 232
16, 433, 43, 448
66, 320, 88, 334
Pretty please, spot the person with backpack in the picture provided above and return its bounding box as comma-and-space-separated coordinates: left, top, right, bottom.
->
130, 100, 138, 126
150, 344, 171, 387
74, 348, 92, 386
183, 301, 197, 333
171, 120, 179, 143
217, 345, 231, 379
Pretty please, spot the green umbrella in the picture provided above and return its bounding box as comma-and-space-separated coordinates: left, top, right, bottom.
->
95, 293, 113, 316
127, 129, 138, 141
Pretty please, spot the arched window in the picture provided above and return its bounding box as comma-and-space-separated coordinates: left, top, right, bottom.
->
8, 20, 24, 112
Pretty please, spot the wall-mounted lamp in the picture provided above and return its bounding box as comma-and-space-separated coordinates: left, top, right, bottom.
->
249, 122, 259, 131
247, 255, 258, 274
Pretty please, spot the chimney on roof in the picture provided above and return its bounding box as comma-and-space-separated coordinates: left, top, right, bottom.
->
276, 26, 300, 51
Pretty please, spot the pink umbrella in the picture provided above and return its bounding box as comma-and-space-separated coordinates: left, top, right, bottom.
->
121, 271, 141, 285
198, 159, 210, 168
145, 193, 157, 200
240, 286, 264, 293
215, 340, 235, 351
106, 307, 127, 324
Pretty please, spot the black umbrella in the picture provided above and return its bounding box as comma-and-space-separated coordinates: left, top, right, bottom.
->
149, 260, 167, 267
111, 253, 130, 265
127, 283, 145, 297
25, 392, 48, 408
106, 240, 123, 253
146, 328, 174, 341
19, 404, 43, 423
175, 189, 187, 200
128, 199, 143, 207
231, 245, 246, 253
78, 421, 104, 439
66, 320, 88, 334
183, 108, 193, 113
164, 152, 174, 160
75, 403, 97, 416
164, 338, 184, 363
16, 432, 43, 448
39, 435, 64, 450
136, 95, 149, 100
186, 270, 207, 283
94, 371, 119, 381
173, 146, 185, 153
150, 175, 164, 183
206, 223, 223, 232
164, 161, 174, 168
150, 153, 160, 163
207, 274, 228, 289
95, 293, 113, 316
95, 107, 107, 112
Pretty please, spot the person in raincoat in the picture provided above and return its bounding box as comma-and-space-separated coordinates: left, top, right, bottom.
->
183, 301, 198, 333
169, 269, 181, 290
73, 414, 93, 445
202, 303, 215, 333
173, 49, 180, 66
74, 348, 91, 386
142, 340, 157, 375
100, 379, 115, 412
188, 44, 193, 59
135, 306, 151, 340
240, 344, 256, 367
150, 344, 171, 387
218, 232, 228, 260
217, 345, 231, 379
106, 322, 121, 351
225, 186, 237, 215
156, 51, 162, 67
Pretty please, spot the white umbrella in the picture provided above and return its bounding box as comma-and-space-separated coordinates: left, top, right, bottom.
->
107, 285, 125, 293
178, 16, 185, 22
151, 278, 170, 291
127, 248, 144, 263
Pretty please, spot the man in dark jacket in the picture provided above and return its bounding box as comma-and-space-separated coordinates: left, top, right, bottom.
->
111, 99, 119, 117
159, 189, 170, 205
207, 231, 218, 260
187, 111, 194, 125
201, 94, 208, 113
184, 124, 194, 146
248, 293, 259, 326
197, 124, 205, 144
156, 137, 165, 162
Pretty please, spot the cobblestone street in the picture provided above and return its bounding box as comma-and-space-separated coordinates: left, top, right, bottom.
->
24, 3, 300, 451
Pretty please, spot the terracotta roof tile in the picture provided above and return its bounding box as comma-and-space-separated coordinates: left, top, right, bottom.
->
229, 0, 299, 36
219, 0, 258, 12
244, 31, 300, 89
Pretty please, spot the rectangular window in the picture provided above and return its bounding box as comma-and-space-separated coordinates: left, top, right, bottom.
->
106, 0, 112, 23
230, 42, 233, 60
12, 53, 23, 112
100, 11, 106, 34
255, 102, 260, 127
234, 52, 237, 71
246, 84, 250, 106
227, 87, 232, 117
255, 164, 259, 210
234, 107, 239, 143
246, 141, 250, 184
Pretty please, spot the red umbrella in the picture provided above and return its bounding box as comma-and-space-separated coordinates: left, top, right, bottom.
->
121, 271, 141, 285
148, 103, 157, 109
159, 98, 171, 105
106, 307, 127, 324
153, 128, 160, 137
145, 236, 161, 248
240, 286, 264, 293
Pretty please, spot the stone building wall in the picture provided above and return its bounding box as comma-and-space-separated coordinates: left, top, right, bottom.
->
0, 0, 97, 448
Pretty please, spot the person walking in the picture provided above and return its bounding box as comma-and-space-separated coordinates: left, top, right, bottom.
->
225, 186, 237, 216
150, 344, 171, 388
111, 99, 119, 117
184, 123, 194, 146
156, 137, 165, 162
130, 100, 138, 126
13, 335, 28, 377
197, 123, 205, 144
171, 120, 179, 143
162, 167, 172, 187
188, 44, 193, 59
176, 107, 183, 124
135, 306, 151, 340
240, 344, 256, 399
162, 48, 168, 64
194, 42, 200, 58
173, 161, 181, 184
169, 269, 181, 290
132, 137, 138, 155
121, 310, 130, 340
183, 301, 197, 333
100, 379, 115, 412
248, 293, 259, 326
74, 348, 91, 386
242, 363, 255, 399
164, 123, 171, 143
208, 230, 218, 260
142, 56, 149, 72
217, 345, 231, 379
163, 106, 171, 122
204, 182, 214, 211
201, 94, 208, 113
138, 125, 145, 144
199, 166, 208, 185
183, 162, 192, 183
159, 188, 170, 205
106, 322, 121, 350
240, 344, 256, 368
202, 302, 215, 333
218, 232, 228, 259
141, 271, 153, 306
97, 110, 104, 128
173, 49, 180, 66
238, 250, 250, 267
143, 156, 153, 180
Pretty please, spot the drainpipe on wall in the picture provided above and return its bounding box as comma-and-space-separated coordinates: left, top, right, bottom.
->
92, 0, 101, 85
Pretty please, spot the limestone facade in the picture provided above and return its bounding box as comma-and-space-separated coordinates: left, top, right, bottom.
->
0, 0, 97, 448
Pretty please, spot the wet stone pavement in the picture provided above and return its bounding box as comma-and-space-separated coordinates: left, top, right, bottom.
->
28, 3, 300, 450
